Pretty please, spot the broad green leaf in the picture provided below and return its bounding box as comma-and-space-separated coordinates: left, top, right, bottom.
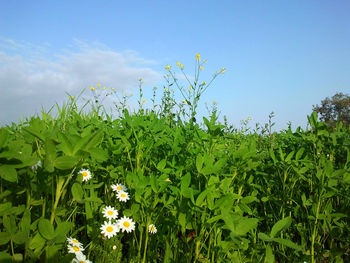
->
55, 222, 73, 242
54, 156, 79, 170
295, 148, 304, 160
150, 175, 159, 193
180, 172, 191, 196
3, 215, 17, 235
89, 147, 108, 162
178, 212, 186, 232
156, 159, 167, 171
13, 230, 28, 244
57, 132, 74, 156
29, 232, 46, 250
0, 232, 11, 245
285, 151, 294, 163
38, 218, 55, 240
71, 183, 84, 201
235, 217, 258, 236
0, 251, 12, 263
241, 196, 258, 204
0, 165, 17, 182
270, 216, 292, 238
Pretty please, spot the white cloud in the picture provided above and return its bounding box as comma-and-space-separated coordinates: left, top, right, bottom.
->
0, 39, 161, 125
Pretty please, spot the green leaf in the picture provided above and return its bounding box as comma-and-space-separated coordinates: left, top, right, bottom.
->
0, 251, 12, 263
258, 232, 272, 242
71, 183, 84, 201
178, 212, 186, 232
3, 215, 17, 235
272, 237, 302, 250
270, 216, 292, 238
54, 156, 79, 170
38, 218, 55, 240
150, 175, 159, 193
285, 151, 294, 163
0, 232, 11, 245
156, 159, 167, 171
55, 222, 73, 242
29, 232, 46, 250
180, 172, 191, 196
241, 196, 258, 204
0, 165, 17, 182
196, 154, 204, 173
196, 189, 210, 207
13, 230, 28, 244
295, 148, 304, 160
89, 147, 108, 162
265, 245, 275, 263
235, 217, 258, 236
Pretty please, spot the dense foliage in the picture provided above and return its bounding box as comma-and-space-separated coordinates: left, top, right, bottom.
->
0, 57, 349, 262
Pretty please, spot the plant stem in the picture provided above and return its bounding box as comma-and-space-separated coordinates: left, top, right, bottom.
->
142, 227, 149, 263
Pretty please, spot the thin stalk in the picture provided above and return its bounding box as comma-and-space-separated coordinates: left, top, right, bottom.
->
142, 227, 149, 263
311, 198, 321, 263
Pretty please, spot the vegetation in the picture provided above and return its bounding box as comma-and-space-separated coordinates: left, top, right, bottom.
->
313, 92, 350, 127
0, 56, 349, 262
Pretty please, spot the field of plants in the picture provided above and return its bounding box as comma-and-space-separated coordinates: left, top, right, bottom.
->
0, 57, 349, 263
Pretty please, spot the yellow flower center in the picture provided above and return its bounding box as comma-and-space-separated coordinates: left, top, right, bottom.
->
106, 226, 114, 232
121, 194, 126, 198
117, 186, 122, 190
80, 261, 86, 263
108, 211, 114, 215
151, 227, 155, 231
123, 221, 130, 228
73, 246, 80, 252
72, 239, 79, 243
82, 172, 88, 177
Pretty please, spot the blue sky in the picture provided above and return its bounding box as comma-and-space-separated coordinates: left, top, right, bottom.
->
1, 0, 349, 130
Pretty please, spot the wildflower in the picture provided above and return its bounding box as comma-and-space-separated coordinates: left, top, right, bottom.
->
196, 53, 200, 62
67, 244, 85, 254
189, 86, 193, 90
142, 99, 146, 103
148, 224, 157, 234
113, 245, 117, 250
247, 116, 252, 120
72, 252, 92, 263
165, 65, 171, 71
31, 160, 42, 171
164, 88, 168, 92
102, 206, 119, 220
118, 216, 135, 233
104, 87, 107, 90
111, 183, 127, 192
100, 221, 119, 239
200, 66, 203, 70
79, 169, 92, 182
183, 100, 187, 104
97, 83, 101, 87
201, 81, 206, 85
116, 191, 130, 202
89, 87, 95, 91
176, 61, 181, 67
221, 68, 226, 74
111, 88, 115, 91
165, 178, 171, 182
139, 78, 143, 81
67, 237, 83, 248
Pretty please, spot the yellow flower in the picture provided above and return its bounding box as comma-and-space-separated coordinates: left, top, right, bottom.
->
176, 61, 180, 66
201, 81, 206, 85
97, 83, 101, 87
248, 116, 252, 120
90, 87, 95, 91
165, 65, 171, 71
142, 99, 146, 103
200, 66, 203, 70
165, 178, 171, 182
164, 88, 168, 92
111, 88, 115, 91
196, 53, 200, 61
139, 78, 143, 81
221, 68, 226, 74
189, 86, 193, 90
183, 100, 187, 104
104, 87, 107, 90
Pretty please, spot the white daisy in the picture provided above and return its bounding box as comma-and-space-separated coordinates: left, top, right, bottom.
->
100, 221, 119, 239
102, 206, 119, 220
79, 169, 92, 182
111, 183, 127, 192
72, 252, 93, 263
116, 191, 130, 202
148, 224, 157, 234
67, 244, 85, 254
118, 216, 135, 233
66, 237, 83, 248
